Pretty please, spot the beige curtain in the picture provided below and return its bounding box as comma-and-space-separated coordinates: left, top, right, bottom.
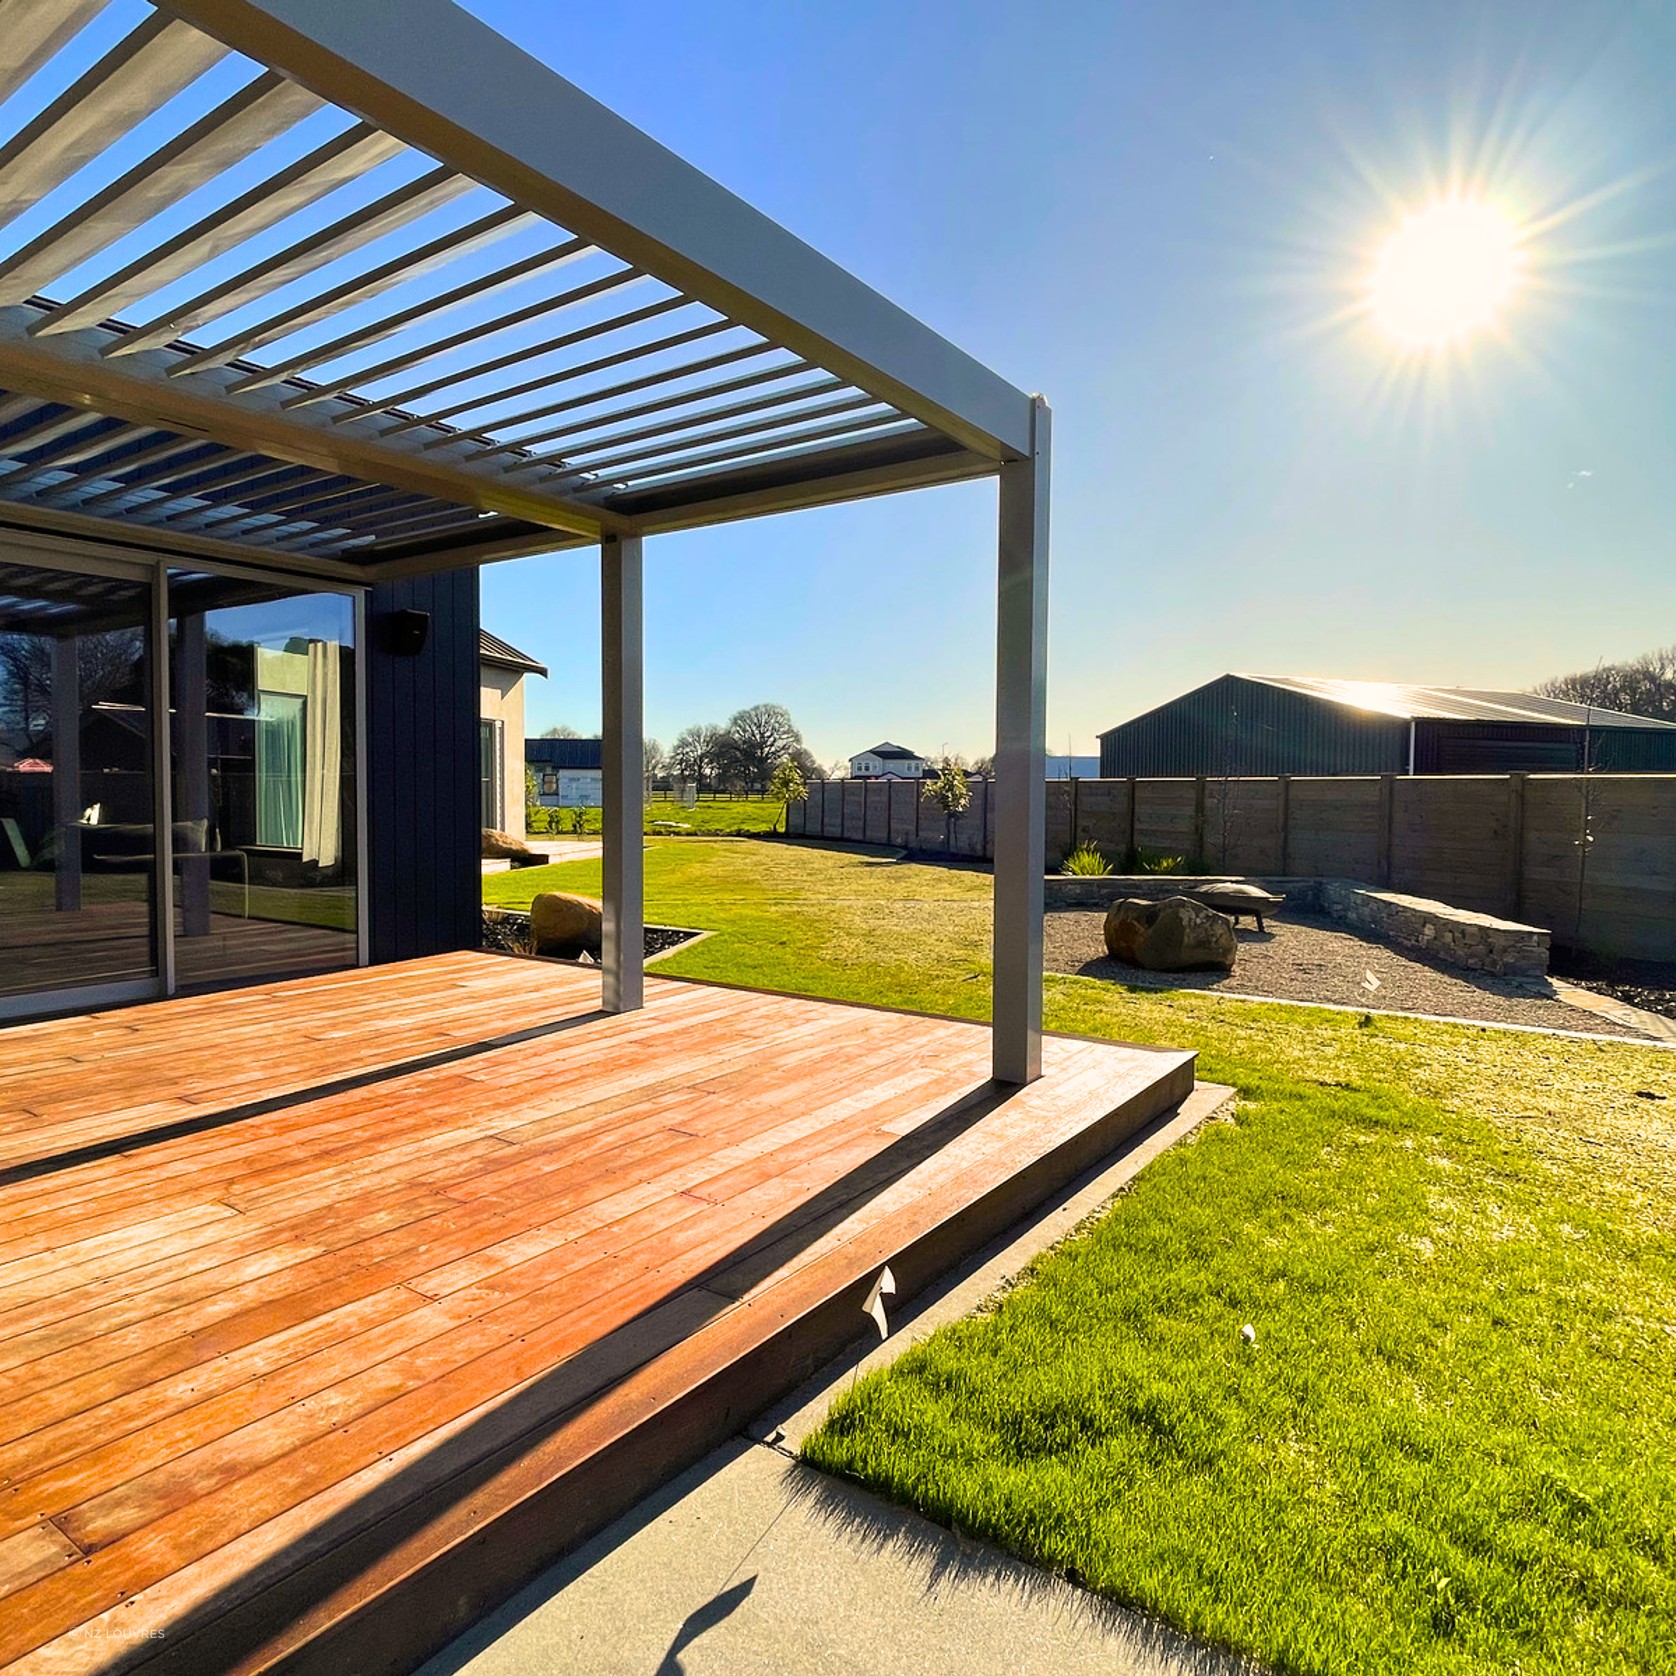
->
301, 640, 342, 868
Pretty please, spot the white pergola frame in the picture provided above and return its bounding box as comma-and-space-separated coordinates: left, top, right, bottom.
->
0, 0, 1049, 1082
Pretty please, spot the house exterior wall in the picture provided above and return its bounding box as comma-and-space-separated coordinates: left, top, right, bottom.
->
849, 752, 926, 778
533, 766, 603, 808
478, 664, 526, 839
367, 567, 481, 965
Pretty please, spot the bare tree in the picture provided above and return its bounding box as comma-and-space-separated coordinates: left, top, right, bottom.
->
0, 627, 146, 751
539, 723, 582, 738
643, 737, 668, 783
1533, 645, 1676, 722
669, 723, 726, 788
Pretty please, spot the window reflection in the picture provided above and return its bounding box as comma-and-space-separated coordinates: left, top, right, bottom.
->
168, 572, 357, 988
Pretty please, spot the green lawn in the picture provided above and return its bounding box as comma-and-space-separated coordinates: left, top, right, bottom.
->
484, 838, 1676, 1675
524, 798, 787, 839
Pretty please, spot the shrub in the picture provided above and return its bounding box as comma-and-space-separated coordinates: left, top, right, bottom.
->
1138, 850, 1186, 873
1061, 843, 1113, 876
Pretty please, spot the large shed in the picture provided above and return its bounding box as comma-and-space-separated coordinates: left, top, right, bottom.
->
1098, 673, 1676, 777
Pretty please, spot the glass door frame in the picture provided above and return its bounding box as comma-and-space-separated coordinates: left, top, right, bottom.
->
0, 528, 369, 1022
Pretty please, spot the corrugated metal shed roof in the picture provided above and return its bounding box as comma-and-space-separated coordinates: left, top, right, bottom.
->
526, 736, 602, 769
479, 629, 547, 678
1235, 675, 1676, 731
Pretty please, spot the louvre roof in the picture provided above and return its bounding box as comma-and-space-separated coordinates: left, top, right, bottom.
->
0, 0, 1031, 580
1238, 675, 1676, 730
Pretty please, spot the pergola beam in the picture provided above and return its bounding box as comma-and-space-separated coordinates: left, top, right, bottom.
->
157, 0, 1035, 461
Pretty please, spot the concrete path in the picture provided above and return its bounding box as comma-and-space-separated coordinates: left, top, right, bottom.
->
423, 1085, 1250, 1676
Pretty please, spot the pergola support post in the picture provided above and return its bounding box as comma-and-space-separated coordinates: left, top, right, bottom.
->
991, 396, 1050, 1084
601, 531, 644, 1013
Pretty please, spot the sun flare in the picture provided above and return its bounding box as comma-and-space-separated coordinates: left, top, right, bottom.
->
1369, 198, 1523, 348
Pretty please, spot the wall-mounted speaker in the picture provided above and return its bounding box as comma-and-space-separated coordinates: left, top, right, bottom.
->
387, 609, 430, 657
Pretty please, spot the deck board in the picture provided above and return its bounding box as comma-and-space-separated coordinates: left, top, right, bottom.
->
0, 952, 1194, 1673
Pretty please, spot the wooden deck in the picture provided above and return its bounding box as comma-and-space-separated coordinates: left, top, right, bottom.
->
0, 953, 1195, 1674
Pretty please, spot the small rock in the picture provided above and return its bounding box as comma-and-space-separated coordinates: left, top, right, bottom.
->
1240, 1323, 1256, 1346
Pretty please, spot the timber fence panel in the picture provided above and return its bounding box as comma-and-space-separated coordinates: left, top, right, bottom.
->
1133, 779, 1198, 865
842, 780, 865, 843
1286, 777, 1381, 879
1391, 777, 1514, 916
863, 781, 890, 845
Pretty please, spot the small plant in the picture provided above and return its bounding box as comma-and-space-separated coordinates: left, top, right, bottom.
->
1061, 843, 1113, 876
1138, 850, 1186, 873
567, 806, 587, 836
526, 803, 550, 835
768, 756, 807, 833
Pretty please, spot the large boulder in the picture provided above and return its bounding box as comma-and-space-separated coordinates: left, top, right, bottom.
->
1103, 895, 1237, 972
482, 827, 543, 866
530, 891, 603, 959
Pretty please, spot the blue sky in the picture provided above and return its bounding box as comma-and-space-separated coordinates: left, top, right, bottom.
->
465, 0, 1676, 765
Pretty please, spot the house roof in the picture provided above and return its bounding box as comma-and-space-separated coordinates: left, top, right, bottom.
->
479, 628, 547, 678
1232, 675, 1676, 730
526, 736, 602, 769
0, 1, 1031, 580
857, 741, 920, 759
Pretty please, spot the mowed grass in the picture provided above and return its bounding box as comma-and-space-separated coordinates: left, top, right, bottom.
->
484, 838, 1676, 1675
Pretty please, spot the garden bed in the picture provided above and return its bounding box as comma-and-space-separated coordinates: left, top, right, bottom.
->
1044, 907, 1650, 1037
1550, 947, 1676, 1023
480, 906, 700, 962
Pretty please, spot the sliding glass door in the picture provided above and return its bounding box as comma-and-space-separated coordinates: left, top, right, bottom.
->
0, 553, 160, 1009
167, 571, 359, 991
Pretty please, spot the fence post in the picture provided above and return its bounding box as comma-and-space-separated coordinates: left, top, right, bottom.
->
1126, 777, 1137, 867
1070, 775, 1080, 849
1508, 773, 1528, 920
1192, 777, 1208, 871
1377, 774, 1395, 887
1277, 775, 1291, 875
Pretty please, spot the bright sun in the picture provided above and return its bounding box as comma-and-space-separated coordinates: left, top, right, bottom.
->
1369, 198, 1523, 348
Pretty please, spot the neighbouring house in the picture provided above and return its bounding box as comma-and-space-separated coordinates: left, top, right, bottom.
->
527, 735, 605, 808
479, 629, 547, 839
1099, 673, 1676, 777
848, 741, 927, 778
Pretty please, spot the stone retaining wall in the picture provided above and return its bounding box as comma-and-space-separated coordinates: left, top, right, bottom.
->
1043, 875, 1550, 982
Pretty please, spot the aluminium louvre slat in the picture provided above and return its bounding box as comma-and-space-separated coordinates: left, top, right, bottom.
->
5, 414, 134, 470
362, 294, 700, 433
0, 407, 103, 457
236, 479, 425, 522
523, 375, 846, 470
131, 458, 318, 521
0, 0, 110, 108
174, 204, 535, 377
0, 73, 323, 307
410, 321, 750, 451
28, 436, 222, 507
150, 460, 327, 518
286, 263, 652, 414
545, 392, 883, 483
587, 411, 920, 491
479, 344, 789, 469
111, 164, 480, 358
331, 498, 486, 539
220, 231, 591, 393
32, 124, 405, 337
0, 12, 228, 234
67, 447, 290, 509
492, 360, 820, 454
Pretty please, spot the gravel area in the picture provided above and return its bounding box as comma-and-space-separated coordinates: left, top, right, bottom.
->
1046, 908, 1654, 1038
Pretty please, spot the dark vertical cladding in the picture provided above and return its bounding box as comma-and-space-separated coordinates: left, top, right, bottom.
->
1098, 675, 1409, 777
366, 566, 481, 963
